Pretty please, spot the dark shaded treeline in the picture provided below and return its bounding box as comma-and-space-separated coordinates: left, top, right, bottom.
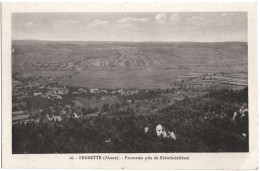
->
13, 88, 248, 153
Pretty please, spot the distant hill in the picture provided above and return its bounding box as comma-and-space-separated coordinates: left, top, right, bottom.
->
12, 40, 248, 71
87, 47, 165, 67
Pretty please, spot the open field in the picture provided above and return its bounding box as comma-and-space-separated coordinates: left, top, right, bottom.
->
75, 95, 119, 109
19, 67, 247, 89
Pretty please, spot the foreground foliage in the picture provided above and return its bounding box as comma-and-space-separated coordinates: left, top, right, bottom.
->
13, 88, 248, 153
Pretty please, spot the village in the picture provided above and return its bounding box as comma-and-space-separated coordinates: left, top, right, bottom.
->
12, 70, 248, 126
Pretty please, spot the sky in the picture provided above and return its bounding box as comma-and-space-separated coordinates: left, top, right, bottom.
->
12, 12, 247, 42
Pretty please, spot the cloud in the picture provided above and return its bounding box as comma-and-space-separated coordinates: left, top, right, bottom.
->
118, 17, 150, 24
155, 13, 168, 23
155, 13, 181, 24
116, 17, 150, 27
155, 13, 205, 25
89, 19, 109, 26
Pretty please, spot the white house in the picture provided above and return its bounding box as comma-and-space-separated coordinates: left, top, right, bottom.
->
34, 92, 42, 96
156, 124, 163, 136
144, 127, 149, 133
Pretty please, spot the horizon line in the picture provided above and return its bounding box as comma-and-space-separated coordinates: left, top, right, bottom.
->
12, 39, 248, 43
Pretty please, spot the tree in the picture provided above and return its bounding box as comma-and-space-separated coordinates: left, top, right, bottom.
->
81, 107, 86, 114
102, 103, 110, 112
115, 103, 120, 109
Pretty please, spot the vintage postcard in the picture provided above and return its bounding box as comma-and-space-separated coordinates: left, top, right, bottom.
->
1, 2, 258, 169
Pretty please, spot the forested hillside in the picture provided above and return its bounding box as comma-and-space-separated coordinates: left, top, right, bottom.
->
13, 88, 248, 153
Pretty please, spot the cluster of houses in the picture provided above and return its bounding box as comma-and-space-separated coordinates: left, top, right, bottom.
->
42, 112, 82, 122
90, 88, 108, 94
12, 104, 85, 124
13, 77, 55, 99
33, 87, 69, 100
111, 89, 139, 96
72, 88, 139, 96
71, 87, 139, 96
71, 88, 110, 94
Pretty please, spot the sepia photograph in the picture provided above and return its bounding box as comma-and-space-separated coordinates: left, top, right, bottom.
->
11, 12, 249, 153
2, 2, 258, 169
